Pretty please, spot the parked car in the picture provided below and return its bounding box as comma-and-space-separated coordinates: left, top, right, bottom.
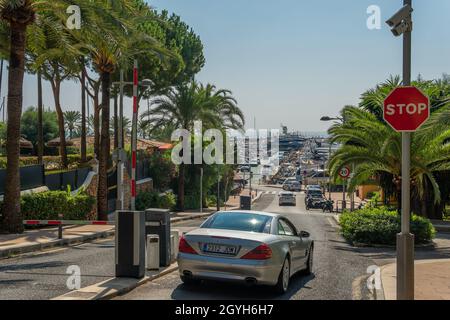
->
239, 165, 251, 172
278, 191, 296, 206
288, 181, 301, 192
306, 196, 326, 210
282, 178, 297, 190
305, 187, 324, 204
177, 210, 314, 294
304, 170, 329, 186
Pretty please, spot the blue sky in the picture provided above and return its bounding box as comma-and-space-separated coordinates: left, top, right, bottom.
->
3, 0, 450, 132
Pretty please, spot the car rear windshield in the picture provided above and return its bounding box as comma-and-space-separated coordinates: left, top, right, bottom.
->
202, 212, 272, 233
308, 190, 323, 197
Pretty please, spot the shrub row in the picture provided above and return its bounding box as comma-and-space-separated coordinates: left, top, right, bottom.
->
136, 191, 176, 211
0, 190, 96, 221
339, 207, 435, 245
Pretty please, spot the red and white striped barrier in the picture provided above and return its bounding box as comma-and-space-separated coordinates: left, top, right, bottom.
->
23, 220, 114, 226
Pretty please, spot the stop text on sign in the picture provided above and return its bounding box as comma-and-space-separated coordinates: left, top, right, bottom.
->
385, 103, 428, 116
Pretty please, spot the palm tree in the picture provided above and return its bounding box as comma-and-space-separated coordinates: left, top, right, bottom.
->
76, 0, 166, 219
140, 81, 245, 211
80, 68, 87, 162
328, 106, 450, 219
64, 110, 81, 139
26, 2, 80, 169
0, 0, 36, 233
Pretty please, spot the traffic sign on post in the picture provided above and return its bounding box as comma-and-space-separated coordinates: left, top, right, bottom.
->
383, 86, 430, 132
338, 166, 351, 179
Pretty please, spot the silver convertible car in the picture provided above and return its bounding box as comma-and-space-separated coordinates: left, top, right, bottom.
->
177, 210, 314, 293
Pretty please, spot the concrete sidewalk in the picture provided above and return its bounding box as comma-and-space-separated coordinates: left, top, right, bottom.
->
0, 225, 115, 258
380, 258, 450, 300
53, 262, 179, 300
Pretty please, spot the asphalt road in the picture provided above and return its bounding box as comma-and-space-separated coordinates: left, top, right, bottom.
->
115, 186, 377, 300
0, 214, 203, 300
5, 185, 434, 300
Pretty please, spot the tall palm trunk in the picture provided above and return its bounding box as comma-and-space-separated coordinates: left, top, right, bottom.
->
113, 91, 118, 149
97, 71, 111, 220
1, 22, 27, 233
37, 71, 44, 164
80, 72, 87, 162
93, 94, 100, 158
50, 80, 68, 169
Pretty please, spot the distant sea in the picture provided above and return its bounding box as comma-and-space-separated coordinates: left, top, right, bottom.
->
298, 131, 329, 138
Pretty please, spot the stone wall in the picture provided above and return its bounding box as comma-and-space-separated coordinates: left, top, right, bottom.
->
76, 164, 153, 214
74, 164, 98, 220
122, 169, 153, 210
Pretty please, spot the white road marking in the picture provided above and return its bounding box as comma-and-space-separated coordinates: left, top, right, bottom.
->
327, 217, 337, 228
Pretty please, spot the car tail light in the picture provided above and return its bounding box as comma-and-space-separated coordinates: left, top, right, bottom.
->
241, 243, 272, 260
179, 236, 198, 255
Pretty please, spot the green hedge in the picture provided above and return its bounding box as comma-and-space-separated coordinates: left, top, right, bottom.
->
339, 207, 435, 245
136, 191, 176, 211
0, 190, 96, 221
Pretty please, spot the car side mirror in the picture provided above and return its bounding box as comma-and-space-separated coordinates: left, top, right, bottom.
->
300, 231, 310, 238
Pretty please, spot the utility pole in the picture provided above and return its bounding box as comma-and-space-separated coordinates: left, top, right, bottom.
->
398, 0, 414, 300
350, 163, 355, 211
200, 167, 203, 213
131, 60, 138, 211
217, 165, 220, 212
114, 70, 125, 211
113, 67, 151, 211
0, 59, 3, 116
342, 180, 346, 211
328, 144, 331, 200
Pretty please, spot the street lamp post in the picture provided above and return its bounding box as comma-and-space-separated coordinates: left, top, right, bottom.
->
217, 165, 220, 212
200, 167, 203, 214
328, 144, 331, 200
320, 116, 349, 210
112, 63, 152, 211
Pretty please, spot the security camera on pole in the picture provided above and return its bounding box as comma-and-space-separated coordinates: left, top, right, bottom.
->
385, 0, 430, 300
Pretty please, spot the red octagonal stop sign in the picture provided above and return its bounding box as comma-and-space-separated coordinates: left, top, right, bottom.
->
383, 86, 430, 132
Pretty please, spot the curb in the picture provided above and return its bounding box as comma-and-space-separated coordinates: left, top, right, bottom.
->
53, 263, 179, 300
433, 225, 450, 233
332, 214, 340, 225
0, 229, 115, 259
375, 265, 388, 300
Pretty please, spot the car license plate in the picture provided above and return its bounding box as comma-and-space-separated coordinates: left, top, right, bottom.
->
203, 243, 237, 255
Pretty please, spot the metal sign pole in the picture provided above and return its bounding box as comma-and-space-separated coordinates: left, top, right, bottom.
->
200, 167, 203, 213
131, 60, 138, 211
116, 70, 124, 211
397, 0, 414, 300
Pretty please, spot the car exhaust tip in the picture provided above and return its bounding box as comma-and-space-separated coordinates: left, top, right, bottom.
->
183, 271, 193, 277
245, 277, 257, 286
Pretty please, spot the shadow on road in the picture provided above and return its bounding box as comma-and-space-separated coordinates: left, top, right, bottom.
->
170, 272, 315, 300
0, 261, 66, 272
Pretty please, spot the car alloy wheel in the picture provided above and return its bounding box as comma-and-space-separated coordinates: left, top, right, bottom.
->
304, 246, 313, 275
282, 258, 290, 291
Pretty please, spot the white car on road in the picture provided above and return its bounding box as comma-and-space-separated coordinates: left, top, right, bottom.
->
278, 191, 296, 206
